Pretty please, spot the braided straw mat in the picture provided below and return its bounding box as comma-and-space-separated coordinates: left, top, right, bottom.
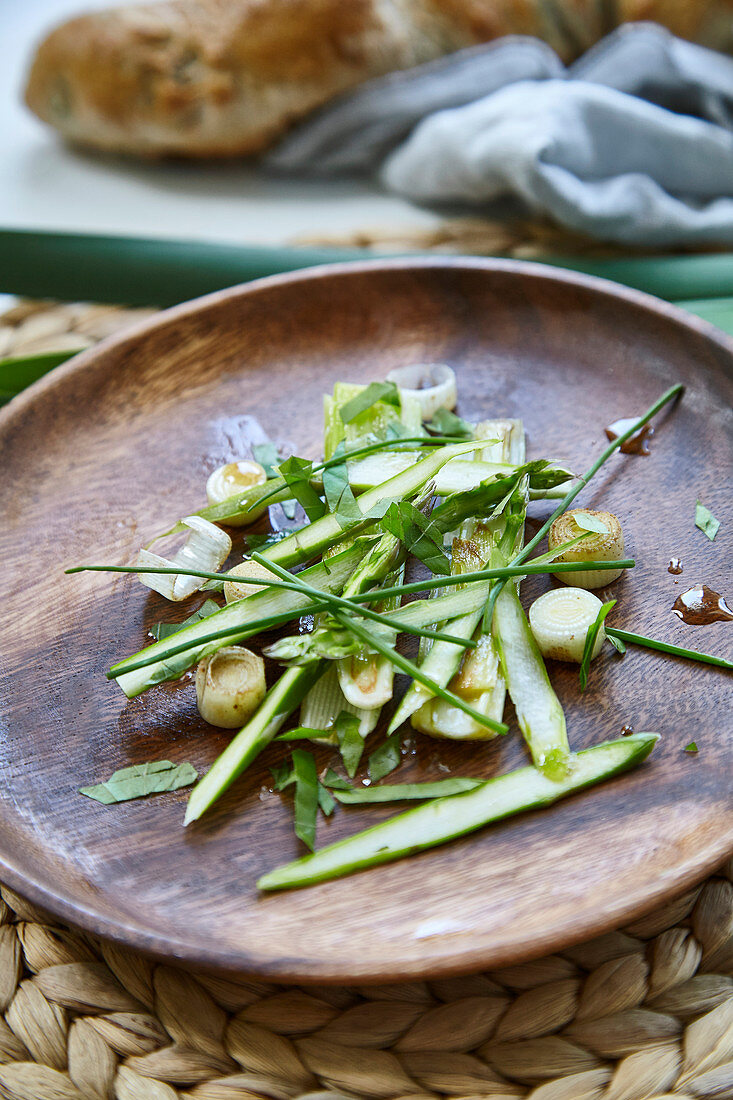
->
1, 301, 732, 1100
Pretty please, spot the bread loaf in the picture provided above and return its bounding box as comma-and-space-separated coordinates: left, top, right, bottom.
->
24, 0, 733, 159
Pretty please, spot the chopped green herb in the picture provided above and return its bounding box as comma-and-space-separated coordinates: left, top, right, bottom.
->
322, 768, 352, 791
573, 512, 609, 535
150, 599, 221, 641
368, 732, 402, 782
318, 783, 336, 816
269, 761, 296, 790
339, 381, 400, 424
292, 749, 320, 851
427, 408, 473, 438
277, 456, 326, 522
579, 599, 617, 691
252, 442, 280, 479
335, 712, 365, 778
323, 459, 362, 525
334, 778, 482, 803
381, 500, 450, 576
684, 742, 699, 754
608, 633, 627, 656
80, 760, 197, 804
695, 501, 720, 541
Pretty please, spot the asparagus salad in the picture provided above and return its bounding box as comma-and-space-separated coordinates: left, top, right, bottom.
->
69, 370, 729, 890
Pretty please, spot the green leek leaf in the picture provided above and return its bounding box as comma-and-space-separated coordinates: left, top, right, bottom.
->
684, 741, 699, 754
695, 501, 720, 541
80, 760, 197, 804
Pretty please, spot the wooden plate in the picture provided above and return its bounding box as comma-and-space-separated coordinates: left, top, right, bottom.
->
0, 259, 731, 983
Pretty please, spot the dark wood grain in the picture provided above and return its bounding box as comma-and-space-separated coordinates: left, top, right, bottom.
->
0, 259, 731, 983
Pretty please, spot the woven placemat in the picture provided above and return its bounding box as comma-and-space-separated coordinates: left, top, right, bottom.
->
1, 300, 731, 1100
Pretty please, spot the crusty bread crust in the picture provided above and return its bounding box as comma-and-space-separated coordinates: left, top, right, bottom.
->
24, 0, 733, 158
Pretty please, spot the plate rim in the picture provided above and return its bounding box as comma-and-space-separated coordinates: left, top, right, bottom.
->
1, 256, 732, 981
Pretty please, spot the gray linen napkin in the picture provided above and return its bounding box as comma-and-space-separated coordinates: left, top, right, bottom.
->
266, 24, 733, 246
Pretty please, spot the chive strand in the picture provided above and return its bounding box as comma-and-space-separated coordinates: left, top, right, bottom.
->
69, 556, 634, 598
606, 627, 732, 671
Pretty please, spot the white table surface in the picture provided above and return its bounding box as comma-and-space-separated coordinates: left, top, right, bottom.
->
3, 0, 439, 246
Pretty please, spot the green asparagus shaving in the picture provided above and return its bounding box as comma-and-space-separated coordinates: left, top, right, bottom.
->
80, 760, 198, 804
257, 735, 660, 890
334, 613, 509, 736
579, 600, 617, 691
318, 784, 336, 816
277, 456, 326, 522
335, 712, 365, 779
150, 599, 221, 641
292, 750, 320, 851
368, 733, 402, 782
431, 463, 546, 533
185, 661, 326, 825
684, 742, 699, 754
695, 501, 721, 541
251, 442, 280, 479
480, 383, 684, 631
427, 408, 474, 438
381, 501, 450, 576
492, 579, 570, 779
335, 778, 483, 803
605, 627, 733, 671
339, 381, 400, 423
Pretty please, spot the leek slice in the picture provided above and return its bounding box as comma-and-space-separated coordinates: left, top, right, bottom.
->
257, 735, 659, 890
